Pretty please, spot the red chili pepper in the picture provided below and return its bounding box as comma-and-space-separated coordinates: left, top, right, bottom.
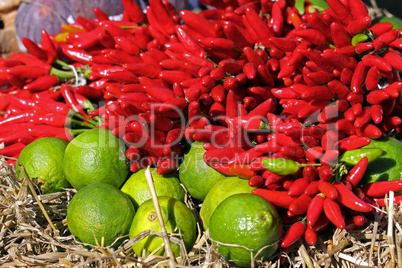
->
372, 29, 400, 52
281, 220, 306, 248
121, 0, 145, 23
175, 26, 206, 58
244, 7, 274, 47
243, 46, 265, 68
362, 181, 402, 198
41, 30, 57, 61
323, 198, 345, 229
21, 37, 48, 62
353, 106, 371, 128
0, 142, 26, 157
306, 193, 325, 227
288, 194, 312, 216
22, 75, 59, 92
347, 16, 371, 35
327, 0, 352, 23
304, 226, 317, 245
345, 156, 368, 187
355, 42, 373, 54
362, 54, 392, 72
374, 194, 402, 207
252, 189, 297, 209
350, 61, 368, 94
330, 22, 351, 48
248, 175, 264, 187
348, 0, 368, 19
294, 29, 326, 46
157, 157, 179, 175
288, 178, 310, 197
333, 181, 372, 212
222, 23, 251, 48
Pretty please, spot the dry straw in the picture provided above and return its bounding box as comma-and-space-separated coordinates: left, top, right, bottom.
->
0, 155, 401, 267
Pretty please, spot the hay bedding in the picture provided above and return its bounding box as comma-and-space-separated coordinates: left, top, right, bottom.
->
0, 155, 401, 268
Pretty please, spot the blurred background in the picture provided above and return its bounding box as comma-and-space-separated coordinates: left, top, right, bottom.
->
362, 0, 402, 19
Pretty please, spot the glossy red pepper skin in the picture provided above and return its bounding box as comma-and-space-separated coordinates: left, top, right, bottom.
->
281, 221, 306, 248
333, 182, 372, 212
121, 0, 145, 23
288, 194, 312, 215
362, 181, 402, 198
374, 194, 402, 207
345, 157, 368, 186
252, 189, 297, 209
323, 198, 345, 229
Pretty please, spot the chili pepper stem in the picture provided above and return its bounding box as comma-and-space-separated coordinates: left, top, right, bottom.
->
69, 118, 96, 129
68, 128, 90, 136
68, 110, 100, 126
50, 67, 75, 79
300, 163, 321, 167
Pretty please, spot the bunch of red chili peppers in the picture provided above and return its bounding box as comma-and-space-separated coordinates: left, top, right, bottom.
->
1, 0, 402, 250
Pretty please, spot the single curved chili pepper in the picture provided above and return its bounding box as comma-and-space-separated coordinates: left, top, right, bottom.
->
23, 75, 59, 92
362, 181, 402, 198
347, 16, 371, 36
339, 148, 383, 166
281, 220, 306, 248
304, 226, 317, 245
248, 175, 264, 187
372, 29, 400, 52
288, 194, 312, 216
222, 23, 251, 48
121, 0, 144, 23
7, 65, 50, 80
330, 22, 351, 48
350, 61, 368, 94
228, 164, 255, 179
323, 198, 345, 229
175, 26, 206, 58
243, 46, 265, 68
322, 51, 357, 70
318, 180, 338, 200
0, 142, 26, 157
306, 193, 325, 227
252, 189, 297, 209
333, 181, 372, 212
288, 178, 310, 197
327, 0, 352, 23
362, 54, 392, 72
21, 37, 48, 62
367, 89, 390, 105
354, 107, 372, 128
219, 58, 243, 75
369, 22, 393, 36
365, 66, 379, 91
294, 29, 327, 46
180, 10, 222, 38
345, 156, 368, 187
244, 7, 274, 47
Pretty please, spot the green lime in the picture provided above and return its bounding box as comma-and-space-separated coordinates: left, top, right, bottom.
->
359, 137, 402, 185
121, 168, 185, 209
63, 128, 129, 190
179, 142, 226, 200
17, 137, 70, 193
67, 182, 135, 247
129, 196, 197, 258
200, 176, 256, 230
209, 194, 282, 267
